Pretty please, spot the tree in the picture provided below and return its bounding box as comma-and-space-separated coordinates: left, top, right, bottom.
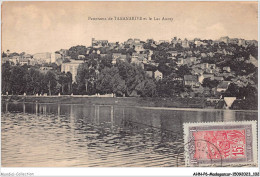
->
2, 63, 11, 94
96, 67, 126, 96
68, 45, 87, 59
176, 65, 191, 77
202, 78, 219, 89
76, 63, 98, 95
224, 83, 240, 97
136, 79, 156, 97
99, 54, 112, 69
25, 68, 44, 95
116, 61, 146, 96
158, 63, 173, 76
9, 66, 27, 95
44, 71, 57, 95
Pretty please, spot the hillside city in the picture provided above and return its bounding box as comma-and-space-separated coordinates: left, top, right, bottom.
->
1, 36, 258, 109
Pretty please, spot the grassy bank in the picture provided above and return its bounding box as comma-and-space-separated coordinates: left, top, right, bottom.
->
2, 95, 206, 108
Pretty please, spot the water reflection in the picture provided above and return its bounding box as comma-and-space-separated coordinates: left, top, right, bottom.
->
1, 102, 258, 167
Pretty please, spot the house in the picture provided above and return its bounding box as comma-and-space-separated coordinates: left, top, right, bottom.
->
112, 59, 117, 65
245, 55, 258, 67
184, 75, 200, 87
185, 57, 197, 66
78, 55, 85, 60
177, 58, 184, 65
214, 76, 224, 81
9, 56, 20, 65
134, 39, 141, 43
219, 36, 229, 43
51, 53, 62, 63
131, 58, 142, 65
182, 39, 190, 48
201, 53, 207, 58
61, 59, 84, 83
109, 43, 117, 49
158, 40, 169, 44
216, 81, 230, 92
199, 63, 209, 69
191, 68, 204, 75
2, 57, 9, 64
147, 50, 153, 60
168, 51, 178, 57
112, 53, 127, 62
33, 52, 52, 63
208, 64, 216, 69
223, 66, 231, 72
134, 44, 145, 53
204, 74, 214, 80
154, 70, 163, 80
19, 58, 30, 65
198, 73, 214, 83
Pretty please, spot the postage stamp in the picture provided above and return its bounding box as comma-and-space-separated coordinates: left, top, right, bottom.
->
183, 121, 257, 167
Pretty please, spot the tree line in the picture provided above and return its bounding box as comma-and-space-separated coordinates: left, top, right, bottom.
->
2, 63, 72, 96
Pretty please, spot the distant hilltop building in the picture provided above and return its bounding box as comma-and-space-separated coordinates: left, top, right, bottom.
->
182, 38, 190, 48
33, 52, 52, 64
246, 40, 258, 46
92, 38, 108, 48
238, 39, 246, 47
219, 36, 229, 43
32, 52, 61, 64
51, 53, 62, 63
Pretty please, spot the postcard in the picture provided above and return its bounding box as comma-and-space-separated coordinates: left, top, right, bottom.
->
1, 1, 258, 176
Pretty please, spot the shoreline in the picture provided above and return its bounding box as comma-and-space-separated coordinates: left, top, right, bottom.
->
2, 95, 206, 109
1, 95, 257, 111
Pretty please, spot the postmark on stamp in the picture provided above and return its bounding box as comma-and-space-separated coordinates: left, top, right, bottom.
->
183, 121, 257, 167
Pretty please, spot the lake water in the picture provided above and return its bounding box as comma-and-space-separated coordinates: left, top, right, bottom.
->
1, 102, 258, 167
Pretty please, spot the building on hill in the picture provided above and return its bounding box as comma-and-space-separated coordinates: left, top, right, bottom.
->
19, 58, 30, 65
51, 53, 62, 63
214, 76, 224, 81
33, 52, 52, 64
112, 53, 126, 61
245, 55, 258, 67
168, 51, 178, 57
184, 75, 200, 87
238, 39, 246, 47
223, 66, 231, 72
219, 36, 229, 43
134, 44, 144, 53
2, 57, 9, 64
198, 73, 214, 83
154, 70, 163, 80
92, 38, 108, 48
182, 38, 190, 48
61, 59, 84, 83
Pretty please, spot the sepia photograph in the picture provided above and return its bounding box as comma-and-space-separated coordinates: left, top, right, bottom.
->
1, 1, 259, 176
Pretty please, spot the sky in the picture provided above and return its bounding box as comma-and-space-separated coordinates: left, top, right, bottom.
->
2, 1, 258, 54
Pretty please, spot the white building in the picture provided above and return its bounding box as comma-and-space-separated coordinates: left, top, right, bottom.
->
51, 53, 62, 63
61, 60, 84, 83
33, 52, 52, 63
154, 70, 163, 80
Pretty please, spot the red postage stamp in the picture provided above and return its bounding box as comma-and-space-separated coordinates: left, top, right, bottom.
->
183, 121, 257, 167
